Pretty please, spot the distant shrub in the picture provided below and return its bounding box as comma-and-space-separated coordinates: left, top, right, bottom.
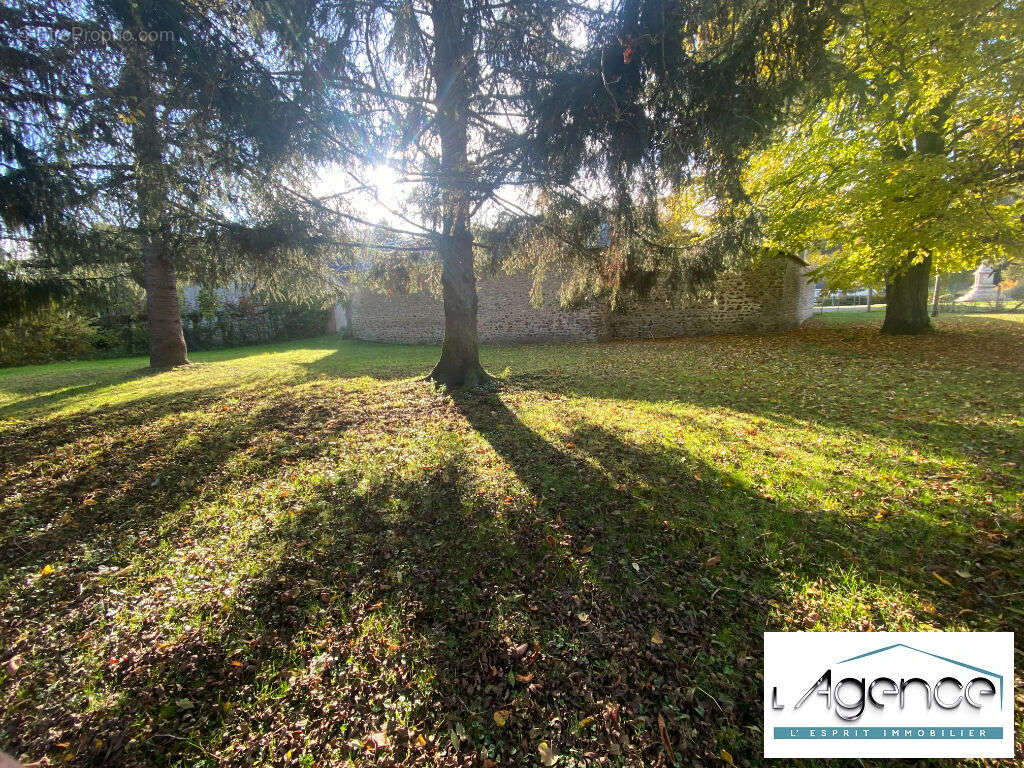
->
181, 295, 327, 350
92, 314, 149, 357
1, 293, 328, 367
0, 305, 99, 366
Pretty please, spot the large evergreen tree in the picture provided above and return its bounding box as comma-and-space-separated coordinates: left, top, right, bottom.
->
314, 0, 837, 386
1, 0, 351, 366
4, 0, 837, 375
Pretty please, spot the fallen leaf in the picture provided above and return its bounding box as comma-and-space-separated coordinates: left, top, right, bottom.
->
658, 713, 675, 762
364, 731, 388, 749
579, 545, 593, 555
932, 571, 954, 587
175, 698, 194, 710
493, 709, 510, 727
705, 555, 721, 567
538, 741, 558, 766
720, 748, 734, 764
40, 564, 55, 576
516, 672, 534, 683
650, 630, 664, 645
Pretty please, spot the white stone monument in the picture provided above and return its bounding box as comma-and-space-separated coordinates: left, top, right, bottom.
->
956, 263, 1001, 302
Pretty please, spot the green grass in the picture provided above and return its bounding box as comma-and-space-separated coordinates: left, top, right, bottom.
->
1, 314, 1022, 767
811, 306, 887, 324
814, 306, 1024, 327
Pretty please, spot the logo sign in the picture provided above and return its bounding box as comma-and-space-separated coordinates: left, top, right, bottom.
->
764, 632, 1014, 758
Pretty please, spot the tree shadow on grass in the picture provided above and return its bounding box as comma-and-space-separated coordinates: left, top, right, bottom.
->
298, 342, 440, 383
0, 385, 252, 575
0, 366, 160, 419
0, 381, 374, 571
77, 397, 998, 764
1, 382, 1014, 768
0, 385, 374, 765
503, 326, 1024, 477
0, 337, 401, 422
441, 393, 1014, 764
38, 417, 706, 766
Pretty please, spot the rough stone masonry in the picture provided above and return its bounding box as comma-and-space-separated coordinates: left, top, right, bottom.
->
350, 258, 815, 344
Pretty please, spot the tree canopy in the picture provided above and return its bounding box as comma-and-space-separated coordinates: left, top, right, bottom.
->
309, 0, 838, 384
735, 0, 1024, 331
1, 0, 353, 365
3, 0, 842, 374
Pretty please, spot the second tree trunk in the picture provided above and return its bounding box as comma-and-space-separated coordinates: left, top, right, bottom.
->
129, 38, 189, 369
429, 219, 487, 387
427, 0, 488, 387
882, 254, 932, 334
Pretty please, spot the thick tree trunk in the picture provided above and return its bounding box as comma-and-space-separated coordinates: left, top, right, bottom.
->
128, 42, 188, 369
426, 0, 489, 388
882, 254, 932, 334
430, 216, 489, 387
877, 108, 950, 336
142, 249, 187, 367
880, 115, 947, 335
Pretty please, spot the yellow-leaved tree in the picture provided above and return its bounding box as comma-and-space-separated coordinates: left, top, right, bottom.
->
678, 0, 1024, 332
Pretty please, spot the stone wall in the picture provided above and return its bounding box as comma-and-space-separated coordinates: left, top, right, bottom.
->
350, 287, 443, 344
350, 271, 605, 344
478, 271, 607, 343
350, 258, 814, 344
606, 259, 815, 340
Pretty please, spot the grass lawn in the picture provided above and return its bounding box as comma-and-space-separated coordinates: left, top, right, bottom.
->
1, 314, 1022, 767
811, 306, 888, 325
813, 306, 1024, 327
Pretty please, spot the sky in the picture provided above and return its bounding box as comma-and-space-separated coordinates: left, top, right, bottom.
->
314, 160, 540, 237
313, 163, 408, 228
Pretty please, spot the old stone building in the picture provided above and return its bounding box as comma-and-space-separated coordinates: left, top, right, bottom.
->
348, 257, 815, 344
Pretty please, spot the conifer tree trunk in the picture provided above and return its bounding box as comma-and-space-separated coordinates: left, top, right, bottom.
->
427, 0, 488, 388
128, 43, 188, 369
882, 253, 932, 334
